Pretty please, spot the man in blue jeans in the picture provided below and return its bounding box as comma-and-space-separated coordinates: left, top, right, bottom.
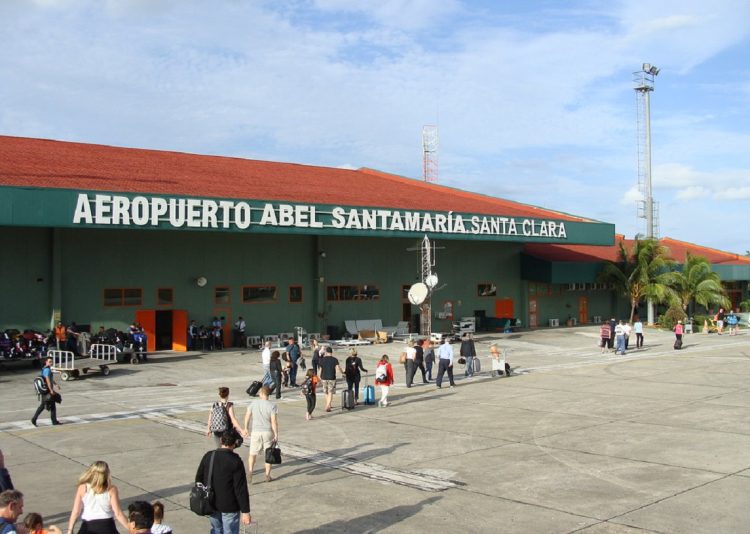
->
460, 333, 476, 377
285, 338, 300, 387
195, 430, 251, 534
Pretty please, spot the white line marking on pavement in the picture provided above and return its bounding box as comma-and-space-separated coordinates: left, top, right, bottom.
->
146, 414, 461, 492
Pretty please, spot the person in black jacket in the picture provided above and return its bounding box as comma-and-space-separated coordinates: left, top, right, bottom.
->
270, 351, 283, 399
195, 430, 251, 533
414, 340, 428, 383
460, 333, 477, 377
344, 349, 368, 405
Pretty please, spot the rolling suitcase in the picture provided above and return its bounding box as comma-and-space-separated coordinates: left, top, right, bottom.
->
473, 358, 481, 374
341, 389, 355, 410
363, 384, 375, 405
246, 380, 262, 397
674, 338, 683, 350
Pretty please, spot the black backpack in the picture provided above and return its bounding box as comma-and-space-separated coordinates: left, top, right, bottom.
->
33, 375, 48, 396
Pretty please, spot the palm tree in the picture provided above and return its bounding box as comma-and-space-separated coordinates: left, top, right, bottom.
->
662, 252, 729, 314
598, 238, 677, 322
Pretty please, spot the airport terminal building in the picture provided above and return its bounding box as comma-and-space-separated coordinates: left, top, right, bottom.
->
1, 136, 747, 350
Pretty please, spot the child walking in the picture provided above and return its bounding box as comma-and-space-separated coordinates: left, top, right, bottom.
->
24, 513, 62, 534
301, 369, 319, 420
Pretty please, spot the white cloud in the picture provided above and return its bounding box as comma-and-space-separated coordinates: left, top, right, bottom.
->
675, 185, 710, 200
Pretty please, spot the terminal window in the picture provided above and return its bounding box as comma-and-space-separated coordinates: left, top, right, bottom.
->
104, 288, 142, 307
214, 286, 231, 304
243, 285, 278, 303
327, 284, 380, 301
289, 285, 303, 303
157, 288, 174, 306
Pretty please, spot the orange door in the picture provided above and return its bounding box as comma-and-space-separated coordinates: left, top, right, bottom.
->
494, 298, 514, 318
578, 297, 589, 325
135, 310, 156, 352
172, 310, 188, 351
528, 298, 538, 328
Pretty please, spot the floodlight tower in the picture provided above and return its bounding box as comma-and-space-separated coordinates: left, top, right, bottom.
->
634, 62, 660, 325
634, 63, 660, 240
422, 125, 439, 183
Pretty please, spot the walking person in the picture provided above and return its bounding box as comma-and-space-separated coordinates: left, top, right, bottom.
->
310, 339, 321, 376
623, 321, 632, 350
435, 337, 455, 389
633, 317, 644, 348
195, 430, 251, 533
206, 387, 246, 448
423, 340, 435, 381
300, 369, 319, 421
374, 354, 394, 407
607, 317, 616, 350
414, 339, 428, 383
727, 310, 739, 335
270, 351, 283, 399
54, 322, 67, 350
66, 461, 130, 534
674, 320, 684, 349
460, 333, 477, 377
344, 349, 368, 404
614, 320, 626, 355
243, 387, 279, 484
716, 308, 725, 334
261, 340, 273, 387
402, 340, 417, 388
285, 338, 300, 387
318, 346, 345, 412
233, 316, 246, 348
599, 322, 611, 354
31, 357, 62, 427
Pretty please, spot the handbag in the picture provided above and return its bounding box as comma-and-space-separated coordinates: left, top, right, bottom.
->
189, 451, 216, 516
265, 442, 282, 465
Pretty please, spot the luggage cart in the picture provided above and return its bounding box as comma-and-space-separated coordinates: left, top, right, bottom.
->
50, 345, 117, 381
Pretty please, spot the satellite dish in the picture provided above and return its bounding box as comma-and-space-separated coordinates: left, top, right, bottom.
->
425, 273, 439, 289
196, 276, 207, 287
408, 282, 428, 305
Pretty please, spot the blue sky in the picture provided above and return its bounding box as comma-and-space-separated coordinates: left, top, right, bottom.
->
2, 0, 749, 254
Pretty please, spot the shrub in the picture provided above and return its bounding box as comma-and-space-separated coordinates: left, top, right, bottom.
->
659, 306, 687, 331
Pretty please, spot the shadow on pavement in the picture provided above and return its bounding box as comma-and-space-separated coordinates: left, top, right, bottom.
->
293, 495, 442, 533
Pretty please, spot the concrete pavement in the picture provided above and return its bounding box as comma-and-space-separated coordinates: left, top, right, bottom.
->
2, 326, 750, 533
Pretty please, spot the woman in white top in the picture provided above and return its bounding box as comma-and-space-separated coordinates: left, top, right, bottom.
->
67, 461, 129, 534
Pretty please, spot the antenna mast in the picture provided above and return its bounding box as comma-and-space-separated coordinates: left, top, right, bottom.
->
422, 125, 439, 183
420, 235, 435, 335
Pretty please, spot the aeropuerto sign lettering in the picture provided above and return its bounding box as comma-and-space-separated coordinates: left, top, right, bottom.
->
72, 192, 570, 239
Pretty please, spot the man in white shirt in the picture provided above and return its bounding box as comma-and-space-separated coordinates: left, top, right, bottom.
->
261, 341, 273, 386
234, 317, 246, 348
614, 320, 626, 355
435, 338, 455, 389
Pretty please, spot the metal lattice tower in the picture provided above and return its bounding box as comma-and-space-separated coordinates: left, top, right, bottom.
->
422, 125, 439, 183
634, 64, 660, 239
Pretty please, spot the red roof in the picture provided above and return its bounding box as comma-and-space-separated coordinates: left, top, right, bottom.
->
524, 235, 750, 266
0, 135, 591, 222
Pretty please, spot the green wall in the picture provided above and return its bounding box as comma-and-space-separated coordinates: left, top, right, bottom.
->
0, 227, 52, 330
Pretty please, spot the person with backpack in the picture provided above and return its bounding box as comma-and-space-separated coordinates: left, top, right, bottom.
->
31, 357, 62, 427
206, 387, 246, 448
374, 355, 394, 407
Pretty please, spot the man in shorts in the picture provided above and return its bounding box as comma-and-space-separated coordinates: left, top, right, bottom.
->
243, 386, 279, 483
318, 346, 345, 412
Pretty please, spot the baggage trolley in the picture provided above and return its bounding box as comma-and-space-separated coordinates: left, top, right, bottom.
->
50, 345, 117, 381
